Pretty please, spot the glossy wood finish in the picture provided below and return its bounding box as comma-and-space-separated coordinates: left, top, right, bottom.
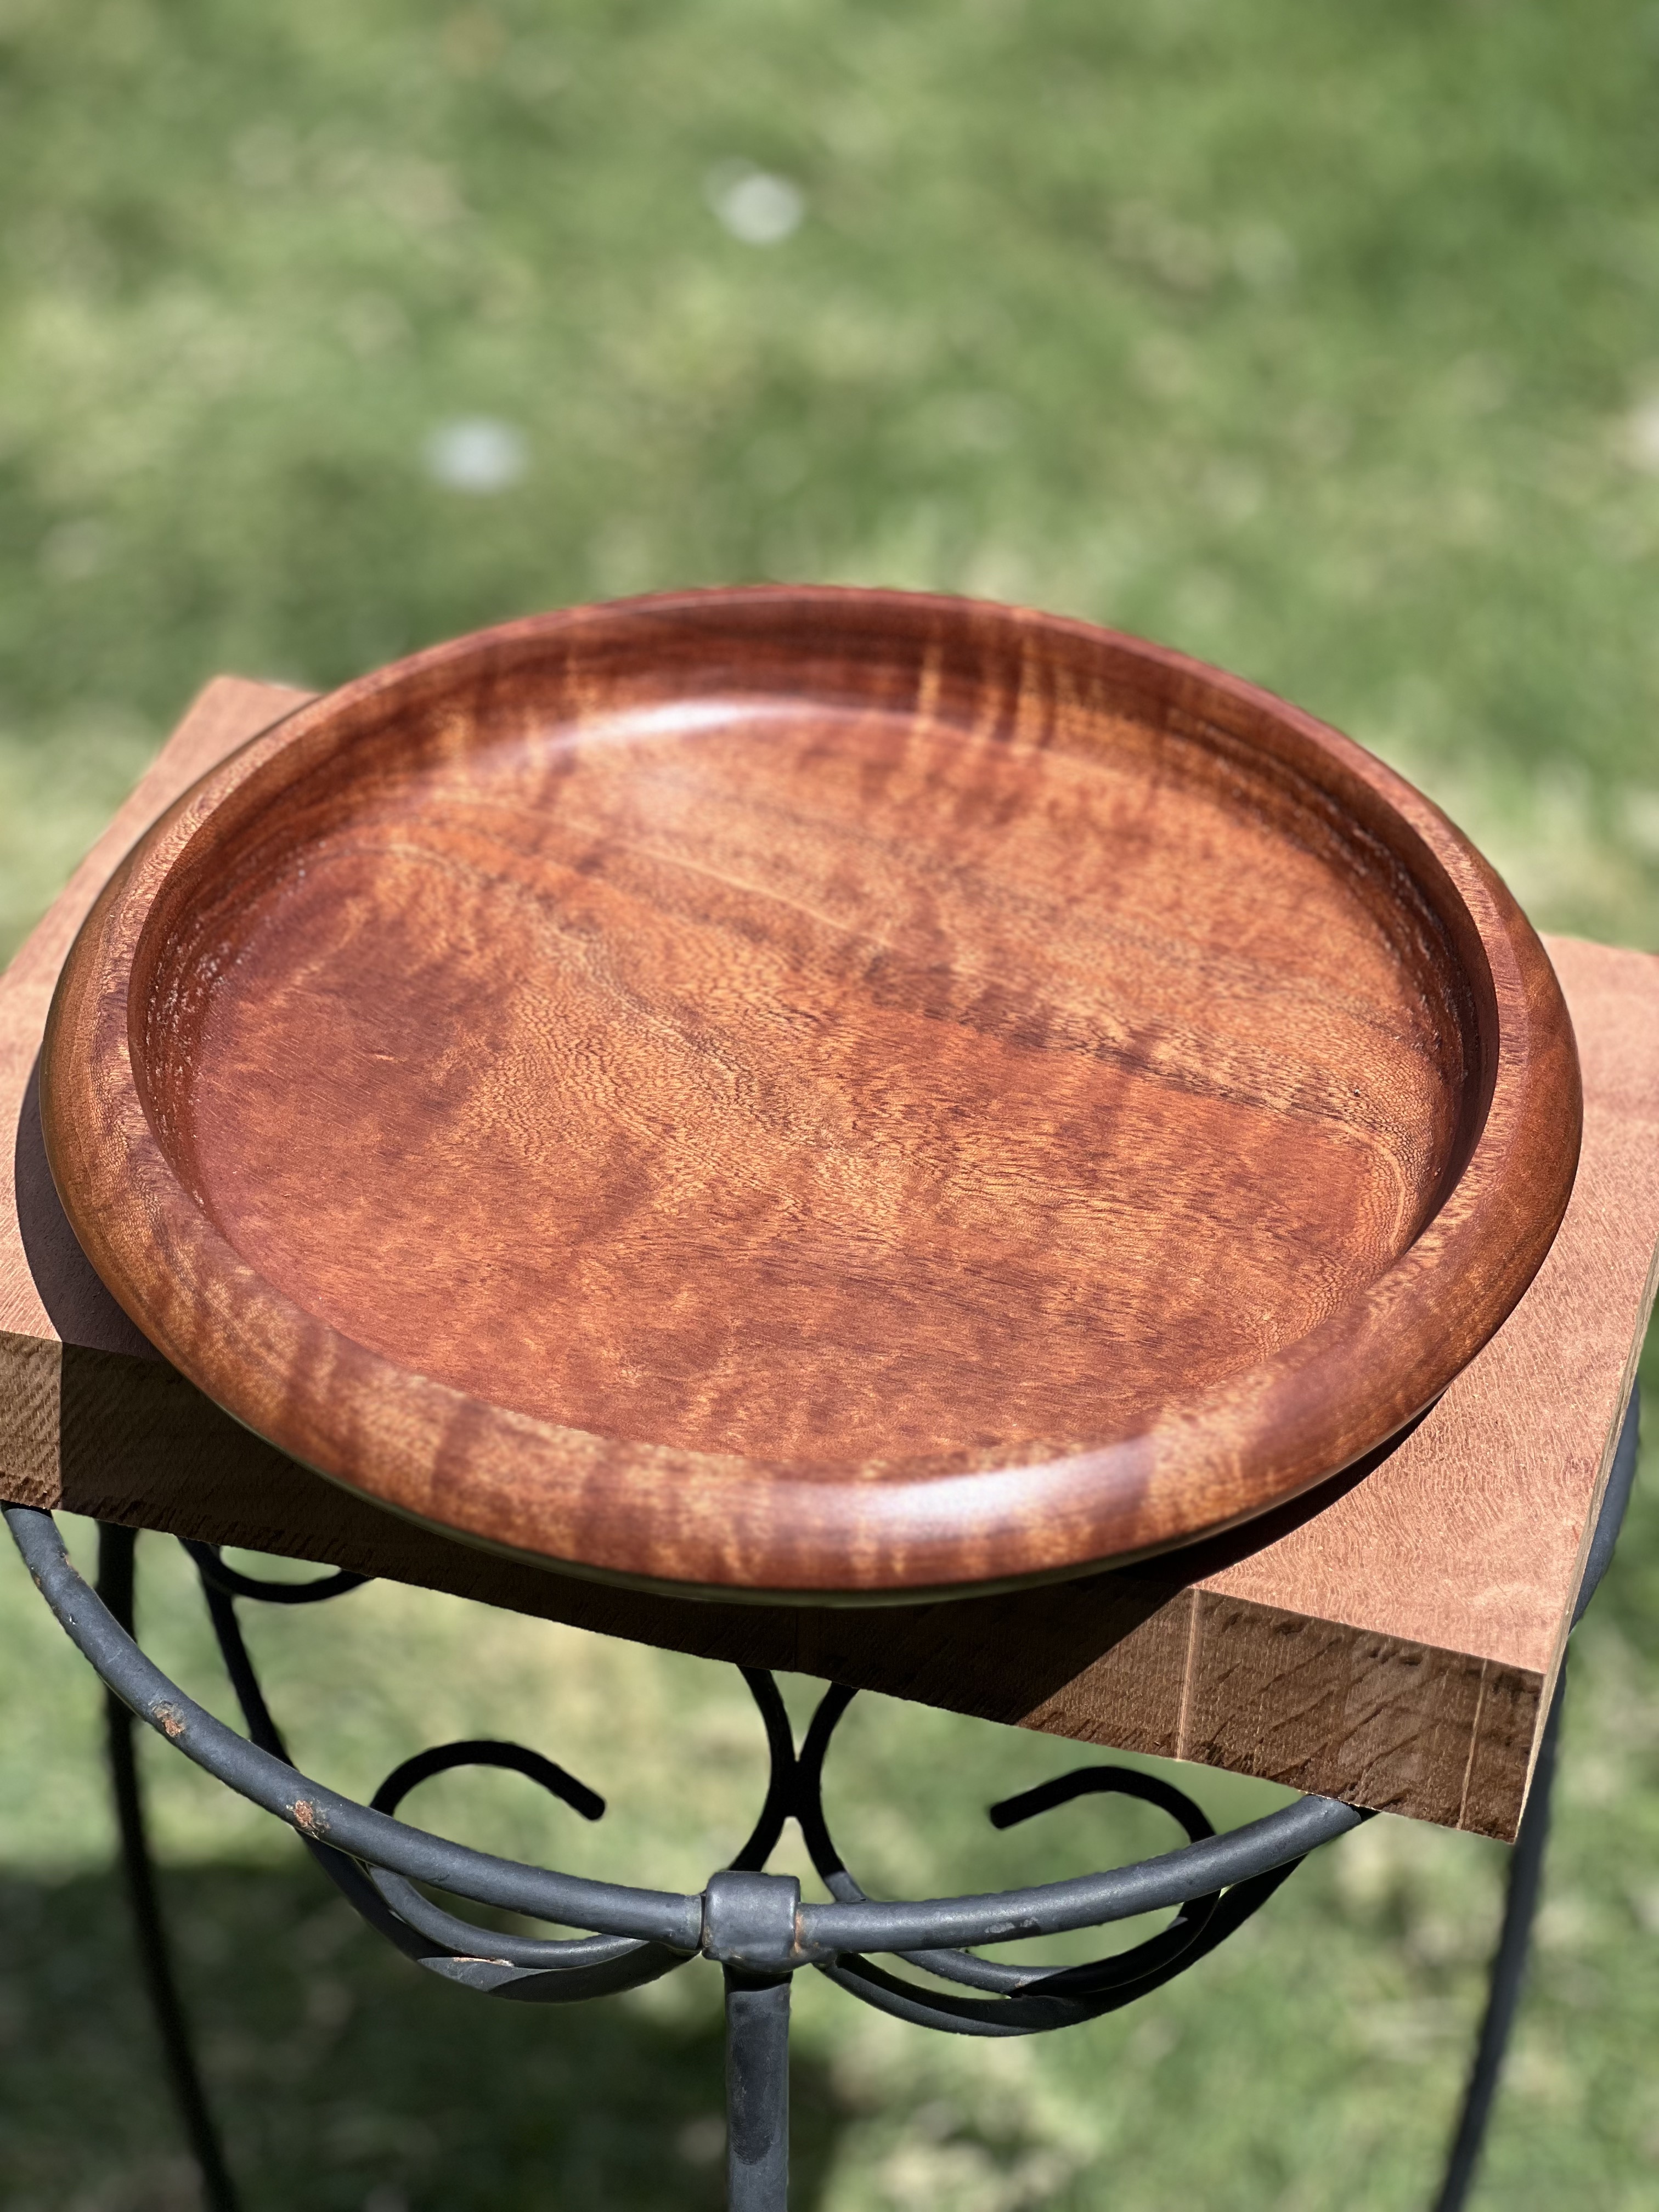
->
5, 680, 1653, 1836
38, 596, 1582, 1595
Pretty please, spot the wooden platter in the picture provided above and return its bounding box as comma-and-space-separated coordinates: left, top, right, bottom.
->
38, 590, 1582, 1599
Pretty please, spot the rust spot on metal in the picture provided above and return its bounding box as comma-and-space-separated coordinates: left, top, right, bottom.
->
291, 1798, 328, 1838
151, 1701, 188, 1740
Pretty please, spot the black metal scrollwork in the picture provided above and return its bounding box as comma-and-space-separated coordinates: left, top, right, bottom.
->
4, 1379, 1637, 2212
724, 1665, 1311, 2038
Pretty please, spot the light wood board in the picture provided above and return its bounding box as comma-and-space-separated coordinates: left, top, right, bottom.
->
4, 678, 1656, 1840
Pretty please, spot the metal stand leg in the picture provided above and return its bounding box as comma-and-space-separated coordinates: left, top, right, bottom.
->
724, 1967, 792, 2211
96, 1526, 242, 2212
1431, 1385, 1639, 2210
1431, 1664, 1564, 2212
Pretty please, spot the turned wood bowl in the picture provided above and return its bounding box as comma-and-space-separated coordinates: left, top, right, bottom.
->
42, 589, 1582, 1600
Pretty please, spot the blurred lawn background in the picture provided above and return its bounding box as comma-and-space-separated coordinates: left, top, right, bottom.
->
3, 1, 1659, 2206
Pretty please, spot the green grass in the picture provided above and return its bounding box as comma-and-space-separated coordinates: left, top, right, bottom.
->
3, 1, 1658, 2205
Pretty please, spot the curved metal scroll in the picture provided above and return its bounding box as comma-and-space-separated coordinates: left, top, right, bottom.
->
727, 1666, 1316, 2036
4, 1504, 1353, 1976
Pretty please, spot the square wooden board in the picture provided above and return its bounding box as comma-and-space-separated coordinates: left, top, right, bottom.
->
4, 678, 1656, 1840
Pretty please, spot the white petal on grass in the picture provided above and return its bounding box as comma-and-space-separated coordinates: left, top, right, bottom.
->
1624, 398, 1659, 476
424, 417, 528, 493
1625, 789, 1659, 859
706, 162, 804, 246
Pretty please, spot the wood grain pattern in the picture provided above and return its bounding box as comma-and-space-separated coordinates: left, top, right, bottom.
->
0, 674, 1654, 1835
37, 591, 1581, 1596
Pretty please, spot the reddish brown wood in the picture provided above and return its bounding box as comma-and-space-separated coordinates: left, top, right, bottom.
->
4, 676, 1655, 1837
38, 592, 1582, 1596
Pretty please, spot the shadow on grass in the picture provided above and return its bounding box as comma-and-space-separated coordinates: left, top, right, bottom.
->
0, 1861, 857, 2211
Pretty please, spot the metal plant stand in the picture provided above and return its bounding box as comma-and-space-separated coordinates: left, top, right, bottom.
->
4, 1389, 1638, 2211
